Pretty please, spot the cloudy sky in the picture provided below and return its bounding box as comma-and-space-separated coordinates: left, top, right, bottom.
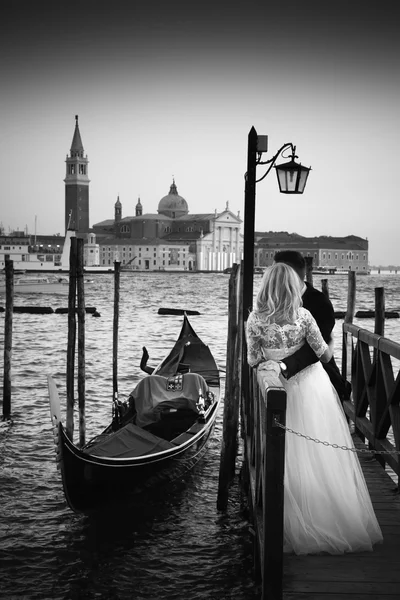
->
1, 0, 399, 265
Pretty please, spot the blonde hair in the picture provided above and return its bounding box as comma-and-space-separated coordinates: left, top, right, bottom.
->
255, 262, 303, 323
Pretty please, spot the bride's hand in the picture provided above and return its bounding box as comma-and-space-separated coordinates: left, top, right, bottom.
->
257, 360, 281, 376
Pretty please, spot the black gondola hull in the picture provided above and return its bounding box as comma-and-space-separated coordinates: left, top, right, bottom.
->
49, 315, 221, 513
58, 411, 217, 513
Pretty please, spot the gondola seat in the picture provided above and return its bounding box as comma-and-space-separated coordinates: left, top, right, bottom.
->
131, 372, 209, 429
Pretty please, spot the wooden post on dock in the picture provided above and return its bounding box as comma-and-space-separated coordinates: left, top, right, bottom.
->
113, 261, 121, 404
66, 237, 77, 441
76, 238, 86, 447
305, 256, 313, 285
374, 287, 385, 337
372, 286, 386, 466
2, 260, 14, 419
217, 263, 241, 510
344, 271, 356, 324
321, 278, 329, 299
342, 270, 356, 390
263, 375, 287, 600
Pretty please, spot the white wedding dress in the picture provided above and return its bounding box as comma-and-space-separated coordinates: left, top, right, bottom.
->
246, 307, 383, 555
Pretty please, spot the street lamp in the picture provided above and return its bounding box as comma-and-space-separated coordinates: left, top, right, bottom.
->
242, 126, 311, 318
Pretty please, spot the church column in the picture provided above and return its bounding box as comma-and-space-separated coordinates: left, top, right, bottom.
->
229, 226, 233, 268
212, 219, 216, 271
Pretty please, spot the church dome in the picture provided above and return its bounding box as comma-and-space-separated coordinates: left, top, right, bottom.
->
158, 180, 188, 218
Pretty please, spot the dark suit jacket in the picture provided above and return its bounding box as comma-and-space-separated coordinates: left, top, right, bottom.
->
282, 282, 351, 400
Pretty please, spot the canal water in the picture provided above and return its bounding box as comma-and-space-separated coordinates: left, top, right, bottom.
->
0, 272, 399, 599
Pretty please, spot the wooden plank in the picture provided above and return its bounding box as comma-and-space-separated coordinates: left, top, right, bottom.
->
283, 434, 400, 599
284, 594, 398, 599
284, 581, 400, 593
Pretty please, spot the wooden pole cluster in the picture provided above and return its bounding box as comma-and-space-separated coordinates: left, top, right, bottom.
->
113, 261, 121, 404
217, 263, 243, 510
76, 238, 86, 447
66, 238, 77, 441
66, 237, 86, 444
2, 260, 14, 419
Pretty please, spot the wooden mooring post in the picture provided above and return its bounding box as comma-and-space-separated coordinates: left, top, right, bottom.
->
374, 287, 385, 337
76, 238, 86, 447
217, 263, 242, 509
113, 260, 121, 406
66, 237, 86, 445
66, 237, 77, 441
304, 256, 313, 285
321, 278, 329, 299
2, 260, 14, 420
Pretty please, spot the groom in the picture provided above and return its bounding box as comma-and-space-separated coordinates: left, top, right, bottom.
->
274, 250, 351, 402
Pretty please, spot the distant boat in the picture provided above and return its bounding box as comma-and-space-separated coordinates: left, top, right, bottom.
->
2, 268, 26, 275
0, 275, 70, 294
312, 266, 337, 275
0, 229, 114, 273
313, 267, 371, 276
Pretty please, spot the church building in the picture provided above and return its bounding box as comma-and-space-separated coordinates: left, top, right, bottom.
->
60, 116, 368, 274
91, 181, 243, 271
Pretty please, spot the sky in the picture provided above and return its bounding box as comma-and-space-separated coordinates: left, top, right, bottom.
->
1, 0, 399, 265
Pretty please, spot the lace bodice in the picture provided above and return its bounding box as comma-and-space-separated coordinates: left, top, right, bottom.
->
246, 306, 328, 367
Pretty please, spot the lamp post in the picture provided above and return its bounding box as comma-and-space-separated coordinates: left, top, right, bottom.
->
242, 126, 311, 318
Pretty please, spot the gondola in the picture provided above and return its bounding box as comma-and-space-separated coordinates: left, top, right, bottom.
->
48, 315, 221, 514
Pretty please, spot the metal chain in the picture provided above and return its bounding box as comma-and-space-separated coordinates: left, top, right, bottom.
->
273, 418, 400, 455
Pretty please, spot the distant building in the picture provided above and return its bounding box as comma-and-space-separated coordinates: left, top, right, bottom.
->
254, 231, 369, 273
92, 182, 243, 271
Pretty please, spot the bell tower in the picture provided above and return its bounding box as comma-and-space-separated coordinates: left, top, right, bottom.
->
64, 115, 90, 233
135, 197, 143, 216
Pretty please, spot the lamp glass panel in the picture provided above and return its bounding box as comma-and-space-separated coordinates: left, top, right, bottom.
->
276, 169, 287, 192
297, 169, 310, 193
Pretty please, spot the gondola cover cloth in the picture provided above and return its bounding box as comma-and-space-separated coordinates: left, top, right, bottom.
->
131, 373, 208, 428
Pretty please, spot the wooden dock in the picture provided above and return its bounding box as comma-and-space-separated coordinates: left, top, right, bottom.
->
218, 265, 400, 600
283, 435, 400, 599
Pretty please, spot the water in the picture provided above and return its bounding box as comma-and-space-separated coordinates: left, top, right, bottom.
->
0, 272, 399, 599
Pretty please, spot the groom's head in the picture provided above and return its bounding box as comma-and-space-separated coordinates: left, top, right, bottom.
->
274, 250, 306, 281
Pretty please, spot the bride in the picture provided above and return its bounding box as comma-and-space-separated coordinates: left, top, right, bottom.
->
246, 262, 383, 555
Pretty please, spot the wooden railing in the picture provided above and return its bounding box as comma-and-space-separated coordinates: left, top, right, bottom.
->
342, 323, 400, 481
